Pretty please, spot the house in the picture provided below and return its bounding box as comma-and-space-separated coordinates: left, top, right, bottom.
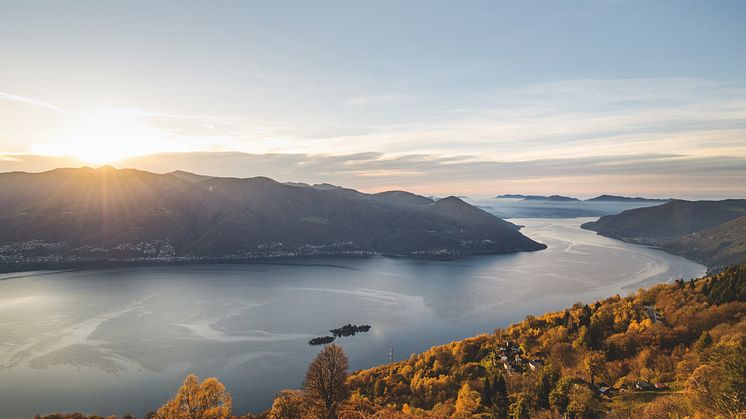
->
635, 381, 655, 391
503, 362, 523, 375
528, 359, 544, 371
654, 383, 669, 390
598, 386, 616, 396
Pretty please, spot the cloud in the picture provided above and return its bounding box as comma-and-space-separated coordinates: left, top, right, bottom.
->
120, 151, 746, 198
347, 93, 410, 106
0, 91, 77, 115
1, 78, 745, 198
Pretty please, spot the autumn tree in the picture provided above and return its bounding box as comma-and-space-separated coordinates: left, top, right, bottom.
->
550, 342, 578, 370
583, 351, 607, 387
268, 389, 316, 419
304, 344, 349, 419
454, 382, 481, 417
687, 341, 746, 419
566, 386, 602, 419
155, 374, 231, 419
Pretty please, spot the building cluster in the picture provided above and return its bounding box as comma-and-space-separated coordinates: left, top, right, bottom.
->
497, 340, 544, 376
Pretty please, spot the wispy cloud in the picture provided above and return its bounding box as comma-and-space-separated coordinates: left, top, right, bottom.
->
347, 93, 410, 106
112, 151, 746, 199
1, 78, 745, 198
0, 91, 78, 116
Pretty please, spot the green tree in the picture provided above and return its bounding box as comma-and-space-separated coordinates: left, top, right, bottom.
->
549, 377, 572, 414
536, 368, 559, 409
493, 372, 510, 418
481, 376, 493, 408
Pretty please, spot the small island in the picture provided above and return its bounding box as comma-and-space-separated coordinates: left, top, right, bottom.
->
309, 324, 372, 345
308, 336, 336, 345
330, 324, 371, 337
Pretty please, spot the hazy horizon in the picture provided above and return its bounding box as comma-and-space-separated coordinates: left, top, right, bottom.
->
2, 1, 745, 198
1, 161, 738, 201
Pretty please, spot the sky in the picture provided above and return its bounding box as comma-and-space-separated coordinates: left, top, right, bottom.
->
1, 0, 745, 198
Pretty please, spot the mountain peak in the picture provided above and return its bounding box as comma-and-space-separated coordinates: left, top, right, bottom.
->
436, 196, 468, 206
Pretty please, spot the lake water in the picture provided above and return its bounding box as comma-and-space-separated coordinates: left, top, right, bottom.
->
0, 218, 705, 418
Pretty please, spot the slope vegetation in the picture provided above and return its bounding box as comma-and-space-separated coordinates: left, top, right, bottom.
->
665, 216, 746, 268
0, 167, 544, 271
581, 199, 746, 268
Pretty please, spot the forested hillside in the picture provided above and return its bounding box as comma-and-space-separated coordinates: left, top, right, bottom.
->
337, 265, 746, 418
665, 216, 746, 268
582, 199, 746, 269
0, 167, 544, 272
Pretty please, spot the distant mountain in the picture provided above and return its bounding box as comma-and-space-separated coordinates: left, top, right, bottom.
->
495, 194, 526, 199
664, 216, 746, 268
166, 170, 214, 183
482, 194, 666, 218
0, 167, 545, 271
581, 199, 746, 241
581, 199, 746, 268
585, 194, 670, 203
522, 195, 580, 202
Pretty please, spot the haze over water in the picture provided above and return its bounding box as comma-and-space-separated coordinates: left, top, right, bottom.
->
0, 218, 705, 418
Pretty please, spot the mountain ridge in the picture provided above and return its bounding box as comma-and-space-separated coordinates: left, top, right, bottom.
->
581, 199, 746, 268
0, 167, 545, 272
584, 194, 670, 203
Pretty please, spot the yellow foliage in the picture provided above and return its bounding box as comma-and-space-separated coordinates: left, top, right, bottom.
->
155, 374, 231, 419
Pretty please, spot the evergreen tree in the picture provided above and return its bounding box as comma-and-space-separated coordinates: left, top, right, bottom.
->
493, 373, 509, 418
481, 376, 494, 408
509, 395, 531, 419
536, 368, 559, 409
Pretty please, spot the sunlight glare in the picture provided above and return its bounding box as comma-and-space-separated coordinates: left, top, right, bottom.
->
31, 108, 172, 165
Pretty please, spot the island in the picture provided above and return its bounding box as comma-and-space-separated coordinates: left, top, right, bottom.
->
330, 324, 371, 337
308, 324, 372, 345
308, 336, 336, 345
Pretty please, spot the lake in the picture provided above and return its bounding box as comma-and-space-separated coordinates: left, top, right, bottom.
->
0, 218, 705, 418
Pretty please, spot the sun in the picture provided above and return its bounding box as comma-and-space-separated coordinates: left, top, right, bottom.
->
31, 108, 171, 165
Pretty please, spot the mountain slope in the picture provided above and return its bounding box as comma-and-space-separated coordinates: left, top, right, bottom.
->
522, 195, 579, 202
585, 194, 669, 203
580, 199, 746, 242
0, 167, 545, 270
664, 216, 746, 268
